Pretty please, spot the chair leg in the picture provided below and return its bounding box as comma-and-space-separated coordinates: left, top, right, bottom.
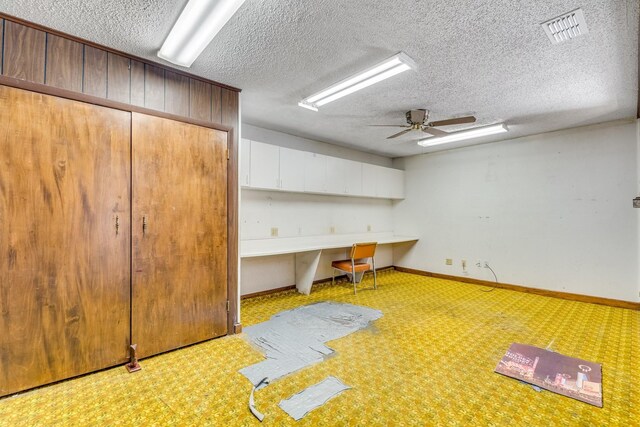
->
372, 258, 377, 290
351, 261, 357, 295
332, 268, 335, 286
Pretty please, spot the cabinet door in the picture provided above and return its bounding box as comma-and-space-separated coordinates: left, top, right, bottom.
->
240, 138, 251, 187
376, 166, 393, 198
304, 152, 326, 193
132, 113, 228, 358
0, 86, 131, 396
249, 141, 279, 190
279, 146, 305, 192
389, 168, 405, 199
325, 156, 346, 194
344, 159, 363, 196
361, 163, 378, 197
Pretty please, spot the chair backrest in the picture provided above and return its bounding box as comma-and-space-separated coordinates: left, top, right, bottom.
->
350, 242, 377, 259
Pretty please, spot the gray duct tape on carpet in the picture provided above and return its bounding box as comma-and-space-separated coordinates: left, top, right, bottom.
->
279, 376, 351, 421
240, 301, 382, 387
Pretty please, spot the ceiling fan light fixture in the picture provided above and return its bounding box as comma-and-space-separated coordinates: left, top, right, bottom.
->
418, 123, 509, 147
158, 0, 246, 67
299, 52, 416, 111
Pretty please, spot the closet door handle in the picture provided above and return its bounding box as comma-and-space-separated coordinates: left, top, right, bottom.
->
142, 216, 147, 235
115, 215, 119, 236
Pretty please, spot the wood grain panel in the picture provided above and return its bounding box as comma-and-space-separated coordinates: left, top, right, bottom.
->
83, 46, 107, 98
190, 79, 212, 122
221, 88, 239, 333
3, 21, 46, 83
0, 85, 131, 397
211, 84, 222, 123
0, 20, 4, 75
165, 71, 189, 117
107, 53, 130, 104
132, 113, 228, 357
144, 64, 164, 111
45, 34, 83, 91
130, 59, 145, 107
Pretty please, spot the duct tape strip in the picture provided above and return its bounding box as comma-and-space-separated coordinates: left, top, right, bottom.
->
249, 377, 269, 422
278, 376, 351, 421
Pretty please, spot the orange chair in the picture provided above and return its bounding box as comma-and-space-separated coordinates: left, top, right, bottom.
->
331, 242, 378, 294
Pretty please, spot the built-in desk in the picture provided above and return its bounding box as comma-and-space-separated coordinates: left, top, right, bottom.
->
241, 233, 418, 294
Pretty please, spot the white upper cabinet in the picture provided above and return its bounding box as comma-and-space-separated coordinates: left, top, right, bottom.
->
304, 152, 326, 193
361, 163, 378, 197
344, 159, 363, 195
249, 140, 280, 190
375, 166, 394, 198
279, 146, 305, 192
240, 138, 251, 187
325, 156, 347, 194
326, 157, 362, 195
388, 168, 404, 199
242, 140, 403, 199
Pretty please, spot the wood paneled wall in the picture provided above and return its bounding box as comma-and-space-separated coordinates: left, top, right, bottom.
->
0, 17, 238, 132
0, 15, 241, 332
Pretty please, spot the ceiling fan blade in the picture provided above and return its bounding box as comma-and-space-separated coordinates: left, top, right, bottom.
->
368, 124, 411, 127
428, 116, 476, 127
387, 128, 414, 139
422, 127, 449, 136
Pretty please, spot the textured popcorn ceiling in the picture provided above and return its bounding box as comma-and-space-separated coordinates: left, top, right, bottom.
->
0, 1, 637, 157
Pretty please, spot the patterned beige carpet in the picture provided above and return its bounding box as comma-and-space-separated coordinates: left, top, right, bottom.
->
0, 270, 638, 426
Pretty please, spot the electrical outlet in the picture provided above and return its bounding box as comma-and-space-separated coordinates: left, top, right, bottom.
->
446, 258, 452, 266
484, 261, 490, 268
367, 224, 372, 232
330, 226, 336, 234
270, 227, 278, 237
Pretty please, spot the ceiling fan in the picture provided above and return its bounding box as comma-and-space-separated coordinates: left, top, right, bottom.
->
370, 109, 476, 139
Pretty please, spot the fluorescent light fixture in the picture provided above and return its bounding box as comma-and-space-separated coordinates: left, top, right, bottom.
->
297, 102, 318, 112
158, 0, 246, 67
417, 123, 509, 147
298, 52, 416, 111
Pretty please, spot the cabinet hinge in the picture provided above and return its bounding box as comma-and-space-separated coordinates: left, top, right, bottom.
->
226, 300, 230, 312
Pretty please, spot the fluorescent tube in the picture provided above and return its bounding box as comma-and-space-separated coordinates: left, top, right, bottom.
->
299, 52, 416, 111
158, 0, 246, 67
417, 123, 509, 147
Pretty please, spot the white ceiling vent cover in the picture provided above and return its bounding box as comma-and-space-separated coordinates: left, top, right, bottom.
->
541, 9, 589, 44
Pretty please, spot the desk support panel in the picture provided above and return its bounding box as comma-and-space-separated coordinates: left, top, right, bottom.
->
295, 250, 322, 295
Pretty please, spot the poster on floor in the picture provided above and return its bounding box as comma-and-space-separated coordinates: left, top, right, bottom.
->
495, 343, 603, 407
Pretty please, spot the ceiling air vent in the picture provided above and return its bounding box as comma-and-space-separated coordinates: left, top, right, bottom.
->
541, 8, 589, 44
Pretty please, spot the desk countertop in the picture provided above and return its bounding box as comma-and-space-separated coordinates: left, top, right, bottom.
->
241, 232, 419, 258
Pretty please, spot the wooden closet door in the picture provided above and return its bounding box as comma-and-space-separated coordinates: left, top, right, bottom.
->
0, 86, 131, 396
132, 113, 228, 357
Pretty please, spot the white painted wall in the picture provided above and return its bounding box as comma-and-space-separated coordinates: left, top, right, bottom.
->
240, 125, 396, 295
393, 120, 639, 302
242, 190, 393, 239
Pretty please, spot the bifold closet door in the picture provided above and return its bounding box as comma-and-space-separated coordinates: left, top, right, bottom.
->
0, 86, 131, 397
131, 113, 228, 357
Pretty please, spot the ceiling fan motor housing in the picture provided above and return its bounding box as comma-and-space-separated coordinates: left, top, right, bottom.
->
406, 109, 428, 125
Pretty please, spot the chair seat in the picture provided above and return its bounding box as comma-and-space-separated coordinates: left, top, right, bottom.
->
331, 259, 371, 272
